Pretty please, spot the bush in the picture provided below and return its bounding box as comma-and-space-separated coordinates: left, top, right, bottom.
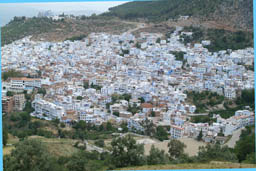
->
95, 139, 105, 148
147, 145, 169, 165
197, 144, 237, 162
234, 126, 255, 162
77, 96, 83, 100
4, 139, 64, 171
168, 139, 187, 160
154, 126, 169, 141
2, 69, 23, 81
60, 123, 66, 128
110, 135, 146, 167
65, 34, 87, 42
113, 111, 120, 117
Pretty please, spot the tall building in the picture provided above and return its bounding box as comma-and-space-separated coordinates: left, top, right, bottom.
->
2, 96, 14, 115
13, 94, 26, 111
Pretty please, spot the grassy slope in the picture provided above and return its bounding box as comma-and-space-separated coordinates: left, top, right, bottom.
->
119, 162, 256, 170
1, 16, 135, 46
3, 135, 79, 157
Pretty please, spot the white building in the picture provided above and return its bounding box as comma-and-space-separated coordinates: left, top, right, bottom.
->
32, 95, 65, 120
170, 124, 184, 139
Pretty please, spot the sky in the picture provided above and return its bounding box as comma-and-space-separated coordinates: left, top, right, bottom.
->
0, 1, 128, 26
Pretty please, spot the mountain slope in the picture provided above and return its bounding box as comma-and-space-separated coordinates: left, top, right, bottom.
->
103, 0, 253, 31
1, 16, 135, 46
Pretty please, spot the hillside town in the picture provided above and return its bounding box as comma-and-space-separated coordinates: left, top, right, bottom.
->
2, 26, 254, 144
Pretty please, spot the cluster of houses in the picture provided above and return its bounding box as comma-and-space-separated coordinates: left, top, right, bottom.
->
169, 109, 254, 143
2, 26, 254, 142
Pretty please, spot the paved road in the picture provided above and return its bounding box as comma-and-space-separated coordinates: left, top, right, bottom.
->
225, 128, 244, 148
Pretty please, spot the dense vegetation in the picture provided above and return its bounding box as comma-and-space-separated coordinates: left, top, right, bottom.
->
181, 26, 253, 52
2, 69, 24, 81
190, 116, 216, 124
65, 34, 87, 42
106, 93, 136, 113
3, 101, 119, 142
103, 0, 223, 21
186, 89, 254, 120
3, 97, 255, 170
102, 0, 253, 30
197, 143, 237, 162
234, 126, 255, 163
3, 91, 37, 140
209, 89, 255, 119
170, 51, 186, 61
1, 17, 59, 46
186, 91, 225, 113
5, 133, 252, 171
1, 16, 135, 46
90, 83, 102, 91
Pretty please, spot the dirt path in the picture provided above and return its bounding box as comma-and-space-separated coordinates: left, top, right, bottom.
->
122, 21, 148, 34
225, 128, 243, 148
84, 140, 109, 153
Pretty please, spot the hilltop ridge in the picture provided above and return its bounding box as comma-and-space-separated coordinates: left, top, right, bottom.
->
103, 0, 253, 31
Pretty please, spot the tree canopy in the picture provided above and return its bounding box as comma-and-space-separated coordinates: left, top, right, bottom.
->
110, 135, 145, 167
4, 139, 63, 171
168, 139, 186, 160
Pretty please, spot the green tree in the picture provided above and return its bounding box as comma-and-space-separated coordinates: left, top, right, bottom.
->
60, 123, 65, 128
24, 101, 34, 113
106, 122, 114, 132
147, 145, 169, 165
113, 111, 120, 117
197, 129, 203, 141
198, 144, 237, 162
83, 82, 89, 89
168, 139, 186, 160
6, 91, 14, 97
77, 96, 83, 100
2, 69, 23, 81
110, 135, 145, 167
81, 15, 87, 20
37, 88, 46, 96
155, 126, 169, 141
138, 97, 145, 103
66, 151, 92, 171
244, 152, 256, 164
142, 118, 155, 137
99, 124, 104, 131
234, 126, 255, 162
156, 38, 161, 43
20, 111, 31, 123
3, 129, 8, 146
120, 122, 129, 133
150, 111, 156, 117
73, 120, 86, 130
95, 139, 105, 148
135, 42, 141, 49
4, 139, 63, 171
123, 93, 132, 102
